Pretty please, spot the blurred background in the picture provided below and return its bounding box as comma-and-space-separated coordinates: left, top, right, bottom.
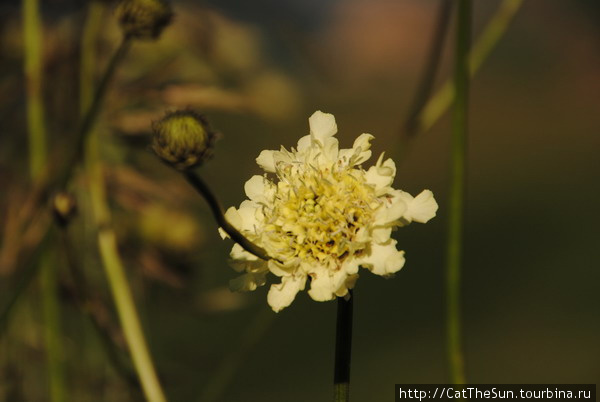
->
0, 0, 599, 401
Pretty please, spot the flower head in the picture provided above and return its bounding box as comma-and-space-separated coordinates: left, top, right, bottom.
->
151, 110, 216, 170
115, 0, 173, 40
222, 111, 438, 312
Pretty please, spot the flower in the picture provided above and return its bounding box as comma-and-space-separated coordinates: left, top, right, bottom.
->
115, 0, 173, 40
151, 110, 216, 170
221, 111, 438, 312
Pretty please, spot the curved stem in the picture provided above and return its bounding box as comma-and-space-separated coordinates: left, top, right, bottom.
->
417, 0, 523, 134
404, 0, 453, 137
446, 0, 470, 385
98, 229, 167, 402
183, 171, 272, 261
333, 291, 353, 402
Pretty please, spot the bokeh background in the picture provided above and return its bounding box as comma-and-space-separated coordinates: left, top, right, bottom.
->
1, 0, 599, 401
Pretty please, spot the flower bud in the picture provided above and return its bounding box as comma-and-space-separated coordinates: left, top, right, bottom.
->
151, 110, 216, 170
115, 0, 173, 40
52, 192, 77, 227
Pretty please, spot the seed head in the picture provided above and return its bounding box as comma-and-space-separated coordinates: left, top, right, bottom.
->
115, 0, 173, 40
151, 110, 216, 170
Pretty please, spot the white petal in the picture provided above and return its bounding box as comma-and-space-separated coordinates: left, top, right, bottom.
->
365, 154, 396, 195
244, 175, 274, 204
307, 269, 347, 302
358, 240, 405, 276
237, 200, 261, 232
373, 193, 408, 225
309, 111, 337, 142
230, 243, 258, 262
296, 135, 312, 152
335, 273, 359, 297
350, 133, 374, 165
223, 207, 242, 232
229, 272, 266, 292
317, 137, 339, 164
256, 149, 277, 172
267, 275, 306, 312
398, 190, 439, 223
371, 226, 392, 244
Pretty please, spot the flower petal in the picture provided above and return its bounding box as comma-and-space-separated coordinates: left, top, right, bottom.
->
256, 149, 277, 172
365, 154, 396, 195
398, 190, 439, 223
358, 240, 405, 276
229, 272, 266, 292
307, 269, 347, 302
267, 275, 306, 312
309, 111, 337, 143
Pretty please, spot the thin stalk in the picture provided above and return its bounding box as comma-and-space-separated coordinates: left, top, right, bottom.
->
40, 250, 66, 402
79, 7, 166, 401
23, 1, 65, 399
23, 0, 47, 179
417, 0, 523, 133
333, 291, 353, 402
59, 225, 141, 394
98, 229, 167, 402
56, 35, 132, 190
183, 171, 272, 261
446, 0, 470, 385
0, 225, 53, 334
405, 0, 453, 136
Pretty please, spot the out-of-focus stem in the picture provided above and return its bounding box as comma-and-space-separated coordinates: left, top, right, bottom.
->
418, 0, 523, 133
80, 5, 166, 401
97, 230, 166, 402
404, 0, 453, 136
23, 1, 65, 399
40, 251, 66, 402
446, 0, 470, 386
23, 0, 46, 179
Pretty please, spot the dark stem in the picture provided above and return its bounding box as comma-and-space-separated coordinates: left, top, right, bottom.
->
333, 291, 353, 402
183, 170, 272, 262
405, 0, 453, 137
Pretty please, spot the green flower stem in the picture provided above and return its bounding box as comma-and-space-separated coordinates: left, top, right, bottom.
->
56, 34, 132, 191
405, 0, 453, 136
80, 6, 166, 401
23, 0, 46, 179
417, 0, 523, 134
183, 171, 272, 262
446, 0, 471, 385
23, 1, 65, 399
97, 229, 167, 402
333, 291, 353, 402
59, 225, 141, 393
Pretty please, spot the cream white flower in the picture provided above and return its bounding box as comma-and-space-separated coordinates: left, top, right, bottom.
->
221, 111, 438, 312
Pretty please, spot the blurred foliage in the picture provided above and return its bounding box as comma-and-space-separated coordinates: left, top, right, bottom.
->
0, 1, 599, 401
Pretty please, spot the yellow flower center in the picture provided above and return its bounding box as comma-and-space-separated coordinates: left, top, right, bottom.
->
263, 164, 380, 266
